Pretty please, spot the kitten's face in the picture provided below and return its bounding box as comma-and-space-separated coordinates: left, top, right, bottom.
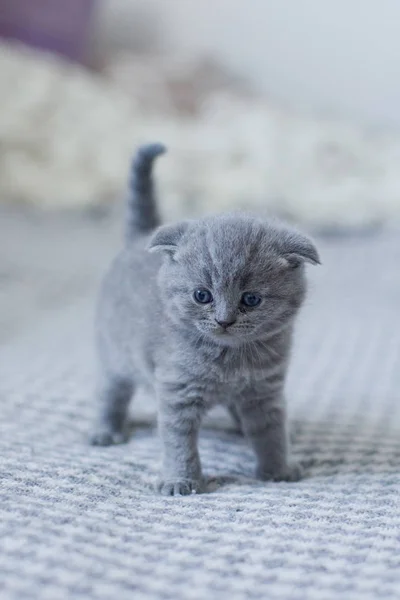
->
151, 216, 319, 346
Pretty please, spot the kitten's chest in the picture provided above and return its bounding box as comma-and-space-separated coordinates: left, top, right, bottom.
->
156, 341, 279, 405
185, 352, 269, 402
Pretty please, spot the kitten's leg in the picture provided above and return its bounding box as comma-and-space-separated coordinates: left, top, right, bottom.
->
157, 396, 204, 496
227, 404, 243, 433
238, 399, 302, 482
90, 373, 134, 446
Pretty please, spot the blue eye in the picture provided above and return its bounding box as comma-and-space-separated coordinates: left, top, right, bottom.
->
241, 292, 262, 307
194, 288, 213, 304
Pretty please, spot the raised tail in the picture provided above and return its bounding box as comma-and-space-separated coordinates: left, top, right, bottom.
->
125, 143, 167, 240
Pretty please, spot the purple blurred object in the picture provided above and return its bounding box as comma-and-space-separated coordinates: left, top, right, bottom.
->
0, 0, 95, 62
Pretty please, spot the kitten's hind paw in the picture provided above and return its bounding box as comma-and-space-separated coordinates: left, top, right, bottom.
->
257, 461, 303, 483
157, 479, 203, 496
90, 429, 129, 447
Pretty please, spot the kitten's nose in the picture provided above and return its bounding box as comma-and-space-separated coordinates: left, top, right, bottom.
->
215, 319, 236, 330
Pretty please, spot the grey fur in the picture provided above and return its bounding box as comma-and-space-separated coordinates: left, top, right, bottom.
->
125, 142, 166, 239
91, 143, 320, 496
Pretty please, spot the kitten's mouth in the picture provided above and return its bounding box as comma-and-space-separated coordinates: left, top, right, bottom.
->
214, 327, 235, 337
212, 328, 242, 344
212, 327, 257, 344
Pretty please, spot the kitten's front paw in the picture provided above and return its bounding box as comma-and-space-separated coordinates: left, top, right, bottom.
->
90, 429, 129, 447
157, 479, 203, 496
256, 461, 303, 483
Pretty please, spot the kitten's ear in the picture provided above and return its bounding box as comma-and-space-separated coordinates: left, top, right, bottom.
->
148, 221, 189, 254
281, 231, 320, 267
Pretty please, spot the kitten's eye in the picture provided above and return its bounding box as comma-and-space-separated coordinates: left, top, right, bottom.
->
194, 288, 213, 304
241, 292, 262, 307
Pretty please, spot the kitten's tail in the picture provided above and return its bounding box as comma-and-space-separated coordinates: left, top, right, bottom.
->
125, 143, 167, 240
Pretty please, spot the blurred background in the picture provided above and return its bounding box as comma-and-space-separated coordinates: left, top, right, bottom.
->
1, 0, 400, 340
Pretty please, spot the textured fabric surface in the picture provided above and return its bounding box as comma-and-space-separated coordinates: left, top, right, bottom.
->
1, 229, 400, 599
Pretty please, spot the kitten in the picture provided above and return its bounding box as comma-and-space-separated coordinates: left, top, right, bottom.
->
91, 143, 320, 496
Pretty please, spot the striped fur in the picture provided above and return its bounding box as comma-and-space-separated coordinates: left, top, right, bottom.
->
125, 143, 166, 240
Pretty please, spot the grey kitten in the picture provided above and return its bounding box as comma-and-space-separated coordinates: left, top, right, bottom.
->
91, 143, 320, 496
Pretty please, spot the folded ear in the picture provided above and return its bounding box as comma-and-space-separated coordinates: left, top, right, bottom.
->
281, 231, 320, 267
147, 221, 189, 254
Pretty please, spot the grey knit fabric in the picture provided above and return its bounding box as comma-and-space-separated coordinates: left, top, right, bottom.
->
1, 227, 400, 600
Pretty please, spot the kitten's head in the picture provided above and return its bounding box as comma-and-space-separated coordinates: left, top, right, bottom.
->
148, 215, 319, 346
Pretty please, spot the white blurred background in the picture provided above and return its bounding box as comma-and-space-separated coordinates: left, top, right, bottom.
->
98, 0, 400, 127
1, 0, 400, 228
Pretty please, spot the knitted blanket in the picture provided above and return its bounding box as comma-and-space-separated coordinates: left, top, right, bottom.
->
1, 226, 399, 600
